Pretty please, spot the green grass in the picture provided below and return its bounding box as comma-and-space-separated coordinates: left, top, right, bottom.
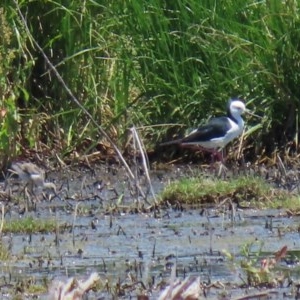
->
3, 216, 57, 234
27, 284, 47, 295
160, 175, 295, 208
268, 196, 300, 211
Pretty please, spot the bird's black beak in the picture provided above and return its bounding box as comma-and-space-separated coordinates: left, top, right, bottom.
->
245, 109, 262, 119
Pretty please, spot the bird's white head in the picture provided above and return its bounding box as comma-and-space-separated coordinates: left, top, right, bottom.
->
226, 98, 246, 125
228, 99, 246, 116
228, 99, 246, 115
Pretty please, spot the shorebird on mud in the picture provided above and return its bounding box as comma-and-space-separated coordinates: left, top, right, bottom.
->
160, 98, 247, 162
10, 162, 56, 195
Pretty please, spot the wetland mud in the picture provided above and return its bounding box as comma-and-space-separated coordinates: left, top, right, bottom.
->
0, 163, 300, 299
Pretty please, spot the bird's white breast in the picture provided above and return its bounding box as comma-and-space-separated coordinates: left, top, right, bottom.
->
220, 117, 244, 147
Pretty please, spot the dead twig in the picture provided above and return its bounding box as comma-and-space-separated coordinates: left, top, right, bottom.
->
131, 127, 157, 205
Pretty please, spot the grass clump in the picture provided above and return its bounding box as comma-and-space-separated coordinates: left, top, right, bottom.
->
160, 175, 290, 207
3, 216, 57, 234
27, 283, 47, 295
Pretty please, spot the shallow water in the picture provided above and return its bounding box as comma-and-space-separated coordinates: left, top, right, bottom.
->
1, 164, 300, 299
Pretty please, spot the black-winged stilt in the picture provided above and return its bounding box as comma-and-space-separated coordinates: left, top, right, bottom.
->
160, 98, 246, 161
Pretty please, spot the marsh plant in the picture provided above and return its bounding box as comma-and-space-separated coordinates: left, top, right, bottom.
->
224, 242, 288, 287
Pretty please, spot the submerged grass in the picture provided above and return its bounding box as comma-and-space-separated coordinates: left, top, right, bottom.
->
0, 242, 10, 260
160, 174, 296, 208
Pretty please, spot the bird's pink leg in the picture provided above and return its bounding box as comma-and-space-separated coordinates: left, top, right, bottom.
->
214, 149, 225, 162
213, 150, 223, 162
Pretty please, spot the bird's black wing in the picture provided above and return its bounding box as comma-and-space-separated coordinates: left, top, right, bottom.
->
159, 138, 183, 146
181, 117, 231, 143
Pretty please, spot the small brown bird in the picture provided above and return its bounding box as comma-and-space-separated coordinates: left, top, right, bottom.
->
10, 162, 56, 193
